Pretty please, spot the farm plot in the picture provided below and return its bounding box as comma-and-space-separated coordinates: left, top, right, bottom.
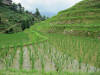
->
0, 33, 100, 74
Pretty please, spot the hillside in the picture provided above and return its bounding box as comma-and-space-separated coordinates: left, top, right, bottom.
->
48, 0, 100, 25
0, 4, 34, 33
52, 0, 100, 25
32, 0, 100, 36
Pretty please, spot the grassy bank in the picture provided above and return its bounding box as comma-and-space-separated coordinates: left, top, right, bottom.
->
0, 69, 99, 75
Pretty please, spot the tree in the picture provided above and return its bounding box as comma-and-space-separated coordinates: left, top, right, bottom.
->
0, 17, 1, 24
22, 7, 25, 12
34, 8, 43, 21
41, 15, 46, 21
0, 0, 3, 4
26, 10, 29, 13
35, 8, 42, 18
11, 3, 17, 11
35, 8, 41, 16
18, 3, 22, 13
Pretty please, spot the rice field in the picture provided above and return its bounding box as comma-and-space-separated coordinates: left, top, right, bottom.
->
0, 0, 100, 74
46, 33, 100, 68
0, 29, 47, 48
0, 32, 29, 47
0, 32, 100, 75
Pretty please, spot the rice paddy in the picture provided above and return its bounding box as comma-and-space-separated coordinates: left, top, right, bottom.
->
0, 0, 100, 74
0, 31, 100, 75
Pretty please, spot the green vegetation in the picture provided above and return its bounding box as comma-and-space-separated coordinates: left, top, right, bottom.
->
0, 2, 47, 33
0, 4, 34, 33
19, 46, 23, 69
0, 29, 47, 48
46, 33, 100, 68
32, 0, 100, 35
0, 0, 100, 74
0, 32, 29, 47
0, 36, 100, 74
0, 69, 99, 75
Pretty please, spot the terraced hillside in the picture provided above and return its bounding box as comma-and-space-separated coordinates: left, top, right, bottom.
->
52, 0, 100, 25
32, 0, 100, 36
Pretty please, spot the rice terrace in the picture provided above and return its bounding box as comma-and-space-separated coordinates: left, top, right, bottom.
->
0, 0, 100, 75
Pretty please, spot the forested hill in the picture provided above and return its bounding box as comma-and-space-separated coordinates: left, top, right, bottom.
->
0, 2, 47, 33
0, 4, 34, 33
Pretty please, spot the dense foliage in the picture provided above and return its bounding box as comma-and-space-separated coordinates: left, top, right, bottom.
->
0, 1, 47, 33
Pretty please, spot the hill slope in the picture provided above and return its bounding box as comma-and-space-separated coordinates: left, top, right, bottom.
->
0, 4, 34, 33
51, 0, 100, 25
32, 0, 100, 35
47, 0, 100, 25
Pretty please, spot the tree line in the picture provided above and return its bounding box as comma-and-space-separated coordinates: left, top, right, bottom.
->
10, 3, 48, 21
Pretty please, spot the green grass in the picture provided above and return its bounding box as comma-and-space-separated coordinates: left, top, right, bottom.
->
0, 32, 29, 47
0, 69, 99, 75
19, 46, 23, 69
0, 28, 47, 48
31, 0, 100, 33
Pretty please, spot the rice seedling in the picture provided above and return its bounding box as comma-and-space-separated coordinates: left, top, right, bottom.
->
27, 46, 35, 70
37, 44, 45, 72
0, 45, 9, 60
19, 45, 23, 69
3, 46, 14, 70
2, 45, 17, 69
46, 33, 100, 68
